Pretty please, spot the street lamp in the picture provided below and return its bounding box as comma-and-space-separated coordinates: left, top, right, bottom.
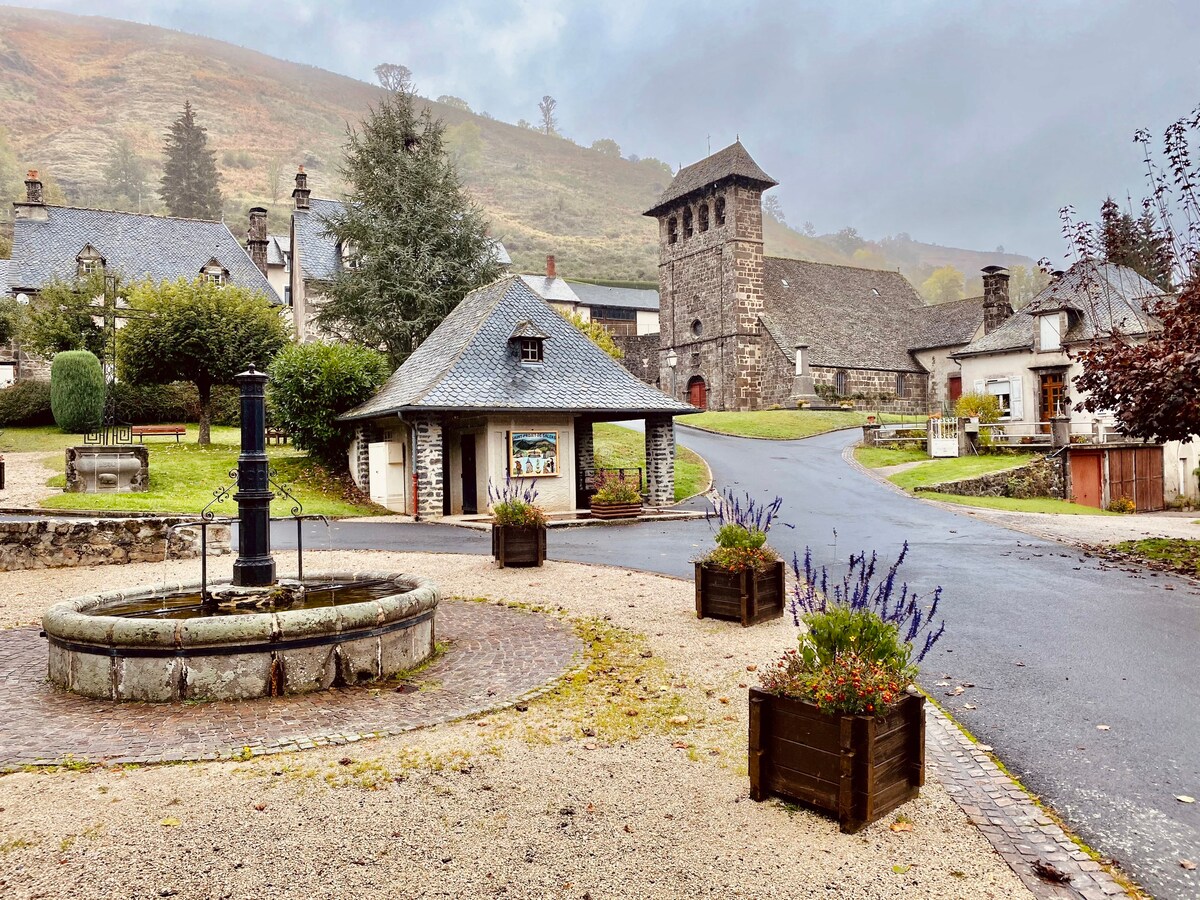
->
665, 348, 678, 397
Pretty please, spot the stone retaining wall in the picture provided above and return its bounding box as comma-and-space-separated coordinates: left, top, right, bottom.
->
0, 517, 231, 572
922, 456, 1066, 500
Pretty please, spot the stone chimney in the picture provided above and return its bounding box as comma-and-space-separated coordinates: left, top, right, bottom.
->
13, 169, 48, 222
247, 207, 269, 277
25, 170, 43, 204
292, 166, 310, 210
981, 265, 1013, 334
546, 254, 556, 279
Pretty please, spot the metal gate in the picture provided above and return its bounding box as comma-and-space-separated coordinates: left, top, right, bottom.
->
927, 417, 960, 458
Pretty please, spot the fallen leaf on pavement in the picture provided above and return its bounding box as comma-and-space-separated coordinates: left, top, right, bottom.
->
889, 822, 914, 833
159, 817, 181, 827
1096, 724, 1111, 731
1176, 795, 1195, 804
963, 704, 977, 710
947, 686, 965, 697
1181, 859, 1197, 871
1032, 860, 1072, 883
667, 715, 689, 726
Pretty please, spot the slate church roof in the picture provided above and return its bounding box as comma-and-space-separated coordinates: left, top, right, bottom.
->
954, 261, 1164, 358
759, 258, 933, 372
645, 141, 778, 216
8, 206, 278, 300
342, 275, 695, 420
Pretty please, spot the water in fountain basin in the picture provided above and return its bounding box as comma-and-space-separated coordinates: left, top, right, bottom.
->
94, 579, 399, 620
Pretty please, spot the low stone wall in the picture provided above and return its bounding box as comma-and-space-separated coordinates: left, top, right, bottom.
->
0, 517, 231, 572
922, 456, 1066, 500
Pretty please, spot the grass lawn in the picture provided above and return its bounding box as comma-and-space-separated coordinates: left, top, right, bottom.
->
594, 423, 708, 502
916, 492, 1117, 515
1110, 538, 1200, 574
19, 426, 384, 517
0, 425, 242, 453
678, 410, 921, 441
888, 453, 1038, 492
854, 446, 930, 468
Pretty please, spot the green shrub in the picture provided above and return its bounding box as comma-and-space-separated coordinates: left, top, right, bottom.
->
954, 392, 1002, 423
592, 471, 641, 504
715, 523, 767, 550
0, 379, 54, 426
267, 341, 391, 467
50, 351, 106, 433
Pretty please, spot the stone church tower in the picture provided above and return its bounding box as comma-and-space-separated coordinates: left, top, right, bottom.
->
644, 142, 777, 411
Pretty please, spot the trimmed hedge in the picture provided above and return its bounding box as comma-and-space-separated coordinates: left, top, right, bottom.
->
109, 382, 242, 426
50, 351, 106, 433
0, 380, 54, 427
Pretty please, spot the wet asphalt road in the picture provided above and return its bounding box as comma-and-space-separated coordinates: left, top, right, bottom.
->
274, 426, 1200, 899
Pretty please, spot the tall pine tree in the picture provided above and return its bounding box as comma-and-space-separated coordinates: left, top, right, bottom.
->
315, 87, 501, 366
159, 102, 222, 219
1099, 196, 1172, 292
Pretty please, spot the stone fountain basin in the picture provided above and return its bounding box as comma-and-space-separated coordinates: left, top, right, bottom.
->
42, 571, 440, 702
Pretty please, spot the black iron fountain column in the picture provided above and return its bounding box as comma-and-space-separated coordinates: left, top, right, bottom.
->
232, 366, 276, 587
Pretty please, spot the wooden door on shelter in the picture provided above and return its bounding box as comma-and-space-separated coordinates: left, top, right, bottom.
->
460, 434, 478, 515
687, 376, 708, 410
1071, 451, 1103, 508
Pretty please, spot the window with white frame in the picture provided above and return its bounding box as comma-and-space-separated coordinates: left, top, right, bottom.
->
1039, 314, 1062, 351
519, 337, 543, 363
984, 377, 1023, 420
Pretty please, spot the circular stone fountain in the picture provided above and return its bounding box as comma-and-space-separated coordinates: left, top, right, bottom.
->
41, 367, 440, 702
43, 572, 439, 701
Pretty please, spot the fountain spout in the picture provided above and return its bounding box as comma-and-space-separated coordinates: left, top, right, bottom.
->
232, 366, 276, 587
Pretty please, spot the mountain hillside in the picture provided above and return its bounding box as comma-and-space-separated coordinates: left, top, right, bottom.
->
0, 6, 1034, 288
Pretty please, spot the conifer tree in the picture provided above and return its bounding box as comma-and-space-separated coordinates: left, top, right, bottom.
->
159, 102, 222, 219
315, 87, 502, 366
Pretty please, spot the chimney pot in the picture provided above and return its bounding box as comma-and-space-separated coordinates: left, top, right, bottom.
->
546, 255, 556, 279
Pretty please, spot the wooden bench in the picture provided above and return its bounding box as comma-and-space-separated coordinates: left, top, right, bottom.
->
131, 425, 186, 443
266, 428, 290, 445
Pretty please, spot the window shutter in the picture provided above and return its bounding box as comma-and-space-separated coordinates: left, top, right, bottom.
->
1009, 376, 1024, 420
974, 379, 984, 394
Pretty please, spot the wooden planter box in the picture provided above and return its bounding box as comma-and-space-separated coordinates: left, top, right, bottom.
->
491, 524, 546, 568
694, 560, 785, 626
588, 500, 642, 520
749, 688, 925, 832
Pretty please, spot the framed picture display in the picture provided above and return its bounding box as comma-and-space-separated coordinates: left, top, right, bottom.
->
509, 431, 559, 477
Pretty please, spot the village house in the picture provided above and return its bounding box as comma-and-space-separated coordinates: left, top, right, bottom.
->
645, 141, 984, 413
3, 170, 279, 382
953, 259, 1195, 507
340, 273, 694, 518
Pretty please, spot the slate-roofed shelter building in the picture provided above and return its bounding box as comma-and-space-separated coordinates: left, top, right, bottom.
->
288, 168, 511, 343
645, 141, 984, 413
340, 273, 695, 518
4, 170, 279, 381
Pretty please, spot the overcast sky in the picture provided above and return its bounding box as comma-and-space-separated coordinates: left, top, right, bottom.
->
13, 0, 1200, 260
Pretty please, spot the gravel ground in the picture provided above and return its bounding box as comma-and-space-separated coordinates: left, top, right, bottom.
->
0, 551, 1031, 899
0, 452, 57, 509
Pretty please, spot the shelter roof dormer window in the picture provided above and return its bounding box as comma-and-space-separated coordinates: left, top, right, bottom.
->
200, 258, 229, 285
509, 319, 548, 364
76, 244, 105, 277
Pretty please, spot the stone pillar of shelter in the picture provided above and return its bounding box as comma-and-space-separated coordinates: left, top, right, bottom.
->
575, 419, 595, 507
353, 423, 378, 494
644, 414, 675, 508
412, 414, 444, 518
